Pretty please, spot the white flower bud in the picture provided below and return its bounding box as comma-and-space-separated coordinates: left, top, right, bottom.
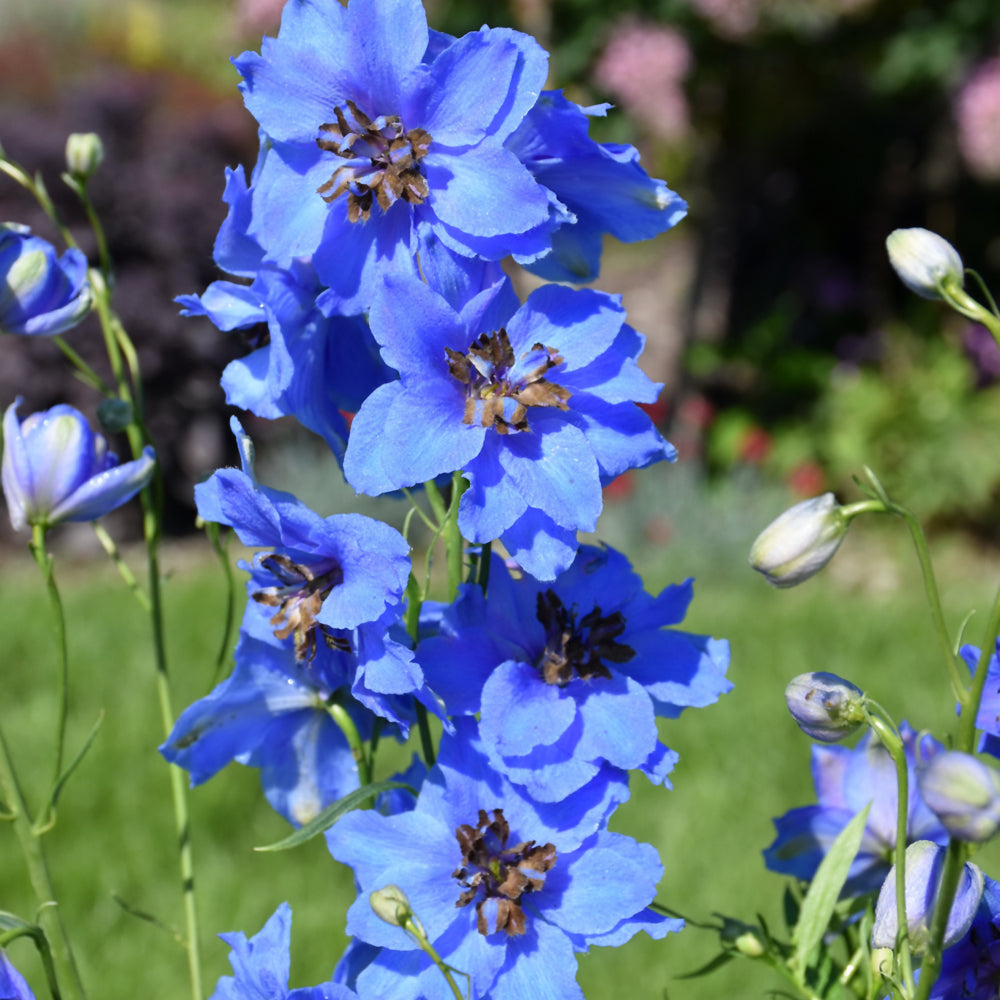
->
886, 228, 964, 300
749, 493, 847, 588
65, 132, 104, 180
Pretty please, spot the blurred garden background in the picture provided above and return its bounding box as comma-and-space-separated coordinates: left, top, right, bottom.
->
2, 0, 1000, 997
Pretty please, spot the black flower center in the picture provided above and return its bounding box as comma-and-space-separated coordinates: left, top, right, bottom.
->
316, 100, 432, 222
445, 329, 570, 435
252, 553, 350, 662
453, 808, 557, 937
535, 589, 635, 686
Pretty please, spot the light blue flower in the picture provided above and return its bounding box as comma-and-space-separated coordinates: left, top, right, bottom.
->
2, 398, 154, 532
231, 0, 560, 313
0, 225, 91, 337
344, 275, 675, 579
326, 718, 675, 1000
209, 902, 357, 1000
0, 950, 36, 1000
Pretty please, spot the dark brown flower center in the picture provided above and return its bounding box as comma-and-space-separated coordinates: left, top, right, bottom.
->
535, 589, 635, 686
316, 100, 432, 223
453, 808, 557, 937
445, 329, 570, 435
251, 553, 350, 662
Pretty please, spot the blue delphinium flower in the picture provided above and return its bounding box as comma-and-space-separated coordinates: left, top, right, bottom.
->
326, 717, 675, 1000
506, 90, 688, 283
0, 950, 36, 1000
2, 398, 154, 532
764, 722, 949, 897
344, 274, 675, 579
961, 640, 1000, 760
209, 902, 356, 1000
232, 0, 560, 313
177, 142, 394, 462
195, 419, 441, 728
417, 545, 730, 800
921, 875, 1000, 1000
161, 601, 383, 827
0, 224, 91, 336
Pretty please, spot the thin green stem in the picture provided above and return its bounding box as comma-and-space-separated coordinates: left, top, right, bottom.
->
62, 175, 111, 277
942, 283, 1000, 345
0, 159, 79, 251
0, 724, 85, 1000
965, 268, 1000, 320
884, 501, 963, 701
443, 473, 467, 603
89, 267, 202, 1000
866, 710, 913, 994
52, 337, 110, 396
28, 525, 69, 815
92, 524, 151, 613
957, 580, 1000, 753
327, 702, 372, 788
203, 523, 238, 687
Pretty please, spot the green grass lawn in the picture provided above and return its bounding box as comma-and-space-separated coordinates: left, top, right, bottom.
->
1, 476, 998, 999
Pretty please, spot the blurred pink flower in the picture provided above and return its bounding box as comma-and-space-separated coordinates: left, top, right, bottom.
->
956, 56, 1000, 181
688, 0, 760, 39
593, 21, 692, 141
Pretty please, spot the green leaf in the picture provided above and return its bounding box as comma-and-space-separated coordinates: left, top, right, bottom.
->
675, 951, 735, 980
254, 781, 414, 852
792, 802, 871, 983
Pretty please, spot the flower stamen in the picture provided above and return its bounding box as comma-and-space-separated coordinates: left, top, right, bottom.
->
316, 100, 432, 222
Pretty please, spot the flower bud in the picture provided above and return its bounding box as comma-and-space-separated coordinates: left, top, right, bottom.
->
2, 397, 155, 531
749, 493, 847, 588
918, 750, 1000, 842
886, 228, 964, 300
0, 224, 92, 337
784, 672, 865, 742
871, 841, 984, 953
65, 132, 104, 181
369, 883, 426, 939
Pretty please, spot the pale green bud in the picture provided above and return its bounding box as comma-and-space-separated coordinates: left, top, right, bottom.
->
369, 884, 411, 927
785, 672, 865, 742
886, 228, 964, 300
749, 493, 847, 588
65, 132, 104, 181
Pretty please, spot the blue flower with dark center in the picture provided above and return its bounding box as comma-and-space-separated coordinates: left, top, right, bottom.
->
344, 275, 675, 580
416, 546, 731, 800
177, 143, 394, 462
232, 0, 561, 313
209, 902, 357, 1000
161, 600, 385, 827
506, 90, 688, 283
764, 722, 949, 897
325, 717, 675, 1000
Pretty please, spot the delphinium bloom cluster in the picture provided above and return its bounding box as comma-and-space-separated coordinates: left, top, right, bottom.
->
162, 0, 731, 996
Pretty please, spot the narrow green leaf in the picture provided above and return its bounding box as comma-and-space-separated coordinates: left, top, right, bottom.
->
0, 912, 36, 935
50, 711, 104, 810
674, 952, 735, 979
792, 802, 871, 983
254, 781, 414, 852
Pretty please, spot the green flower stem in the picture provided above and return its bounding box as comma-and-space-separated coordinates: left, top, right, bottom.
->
444, 472, 468, 603
51, 337, 110, 396
203, 522, 238, 687
0, 926, 62, 1000
327, 702, 372, 789
957, 580, 1000, 753
28, 524, 70, 815
92, 524, 151, 613
0, 724, 85, 1000
88, 266, 203, 1000
403, 574, 437, 768
0, 159, 79, 252
866, 709, 913, 995
61, 174, 111, 277
400, 914, 467, 1000
942, 283, 1000, 347
883, 501, 963, 701
910, 838, 968, 1000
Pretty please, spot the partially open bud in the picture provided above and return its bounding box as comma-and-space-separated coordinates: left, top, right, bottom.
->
785, 672, 865, 742
749, 493, 848, 588
65, 132, 104, 181
871, 841, 984, 953
369, 884, 425, 937
918, 750, 1000, 843
886, 228, 964, 300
